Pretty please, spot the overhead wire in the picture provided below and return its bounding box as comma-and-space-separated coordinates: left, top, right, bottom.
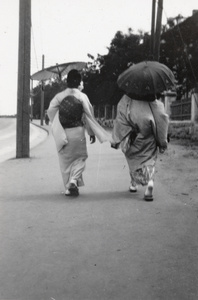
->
31, 1, 44, 92
162, 7, 197, 85
176, 22, 197, 84
31, 22, 39, 71
31, 1, 44, 73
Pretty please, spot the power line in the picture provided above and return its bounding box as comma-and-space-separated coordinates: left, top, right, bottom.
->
176, 23, 197, 83
31, 23, 39, 71
162, 8, 197, 83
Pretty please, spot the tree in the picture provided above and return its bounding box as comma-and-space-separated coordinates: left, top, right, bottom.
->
160, 12, 198, 97
32, 12, 198, 112
83, 13, 198, 104
83, 29, 151, 105
32, 79, 66, 118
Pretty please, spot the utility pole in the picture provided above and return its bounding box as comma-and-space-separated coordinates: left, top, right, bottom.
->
16, 0, 31, 158
154, 0, 163, 61
150, 0, 156, 59
40, 54, 45, 126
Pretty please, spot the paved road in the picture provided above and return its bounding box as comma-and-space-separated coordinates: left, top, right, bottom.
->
0, 126, 197, 300
0, 118, 48, 163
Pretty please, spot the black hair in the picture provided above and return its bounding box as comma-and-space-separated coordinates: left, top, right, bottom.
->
67, 69, 82, 88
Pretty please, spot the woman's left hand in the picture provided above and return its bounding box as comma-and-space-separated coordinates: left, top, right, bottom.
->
159, 147, 166, 153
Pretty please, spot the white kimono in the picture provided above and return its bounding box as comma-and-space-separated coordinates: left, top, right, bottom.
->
47, 88, 111, 189
48, 88, 111, 152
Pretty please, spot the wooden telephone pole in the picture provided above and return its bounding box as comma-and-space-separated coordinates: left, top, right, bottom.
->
154, 0, 163, 61
16, 0, 31, 158
150, 0, 156, 59
150, 0, 163, 61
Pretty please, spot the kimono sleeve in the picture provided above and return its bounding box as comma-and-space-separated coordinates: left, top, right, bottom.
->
47, 92, 63, 122
149, 100, 169, 149
112, 96, 133, 144
80, 93, 111, 143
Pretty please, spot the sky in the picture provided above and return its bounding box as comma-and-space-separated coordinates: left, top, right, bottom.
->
0, 0, 197, 115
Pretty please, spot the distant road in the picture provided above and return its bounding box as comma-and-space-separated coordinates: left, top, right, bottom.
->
0, 118, 48, 163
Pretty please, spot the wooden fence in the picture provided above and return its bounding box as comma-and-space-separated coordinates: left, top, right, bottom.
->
93, 93, 198, 123
93, 101, 192, 121
170, 98, 191, 120
93, 105, 117, 120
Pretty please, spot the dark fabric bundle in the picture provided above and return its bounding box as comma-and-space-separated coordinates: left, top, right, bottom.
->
59, 95, 84, 128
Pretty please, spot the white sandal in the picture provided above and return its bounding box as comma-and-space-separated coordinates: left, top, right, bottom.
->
65, 189, 71, 196
144, 180, 154, 201
129, 185, 138, 193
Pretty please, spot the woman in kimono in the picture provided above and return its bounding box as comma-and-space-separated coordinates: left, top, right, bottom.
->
47, 69, 110, 196
111, 94, 169, 201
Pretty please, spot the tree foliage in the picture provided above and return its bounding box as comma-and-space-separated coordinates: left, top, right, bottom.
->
160, 12, 198, 97
83, 29, 151, 105
32, 79, 67, 118
32, 12, 198, 117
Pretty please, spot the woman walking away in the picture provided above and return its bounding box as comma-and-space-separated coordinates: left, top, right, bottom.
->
111, 94, 169, 201
47, 69, 110, 197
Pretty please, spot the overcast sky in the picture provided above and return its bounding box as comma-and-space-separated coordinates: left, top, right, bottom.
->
0, 0, 197, 115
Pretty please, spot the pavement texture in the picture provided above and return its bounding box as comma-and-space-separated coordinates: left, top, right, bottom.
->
0, 123, 198, 300
0, 118, 48, 163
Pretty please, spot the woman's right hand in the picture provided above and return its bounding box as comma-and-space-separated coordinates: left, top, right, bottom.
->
90, 135, 96, 144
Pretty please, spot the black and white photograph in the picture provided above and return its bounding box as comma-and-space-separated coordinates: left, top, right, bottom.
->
0, 1, 198, 299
